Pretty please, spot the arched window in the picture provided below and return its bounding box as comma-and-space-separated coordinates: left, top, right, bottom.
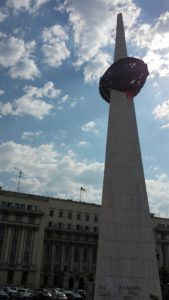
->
69, 277, 74, 289
78, 277, 84, 289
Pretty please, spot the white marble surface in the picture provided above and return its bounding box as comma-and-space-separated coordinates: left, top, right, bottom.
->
94, 13, 162, 300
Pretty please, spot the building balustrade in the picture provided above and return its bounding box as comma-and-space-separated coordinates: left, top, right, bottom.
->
46, 222, 98, 234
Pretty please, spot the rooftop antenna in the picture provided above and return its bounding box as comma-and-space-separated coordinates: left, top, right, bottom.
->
80, 187, 86, 201
17, 170, 22, 192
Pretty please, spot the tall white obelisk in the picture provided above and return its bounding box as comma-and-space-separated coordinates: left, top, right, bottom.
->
94, 13, 162, 300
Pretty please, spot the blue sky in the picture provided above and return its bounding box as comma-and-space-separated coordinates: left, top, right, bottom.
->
1, 0, 169, 217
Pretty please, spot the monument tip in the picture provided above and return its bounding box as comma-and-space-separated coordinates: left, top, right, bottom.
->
114, 13, 127, 61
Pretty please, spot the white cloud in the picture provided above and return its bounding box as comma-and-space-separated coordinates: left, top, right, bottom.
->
82, 121, 96, 131
155, 11, 169, 33
153, 100, 169, 128
0, 82, 61, 119
9, 57, 40, 79
0, 36, 25, 67
24, 82, 61, 99
42, 25, 70, 68
0, 102, 13, 116
82, 121, 99, 135
21, 131, 43, 140
57, 94, 81, 110
59, 94, 70, 104
7, 0, 49, 14
143, 49, 169, 78
132, 11, 169, 78
0, 96, 53, 120
83, 51, 112, 83
0, 35, 40, 79
131, 23, 153, 49
161, 123, 169, 129
32, 0, 49, 13
0, 90, 5, 96
146, 172, 169, 217
58, 0, 140, 82
78, 141, 89, 147
7, 0, 31, 11
0, 141, 103, 203
0, 82, 77, 118
152, 82, 159, 89
0, 10, 8, 23
57, 0, 169, 81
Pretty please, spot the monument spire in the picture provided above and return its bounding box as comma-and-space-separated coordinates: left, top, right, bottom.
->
114, 13, 127, 61
94, 13, 162, 300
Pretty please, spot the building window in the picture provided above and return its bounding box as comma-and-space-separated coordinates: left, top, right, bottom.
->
50, 209, 54, 217
74, 247, 79, 263
2, 214, 8, 221
28, 216, 35, 224
49, 221, 52, 227
94, 215, 98, 222
77, 212, 81, 220
27, 205, 33, 210
76, 224, 80, 230
85, 214, 90, 221
9, 228, 19, 265
85, 225, 89, 231
7, 271, 14, 284
161, 233, 166, 240
54, 265, 59, 273
94, 226, 98, 232
64, 265, 68, 272
92, 248, 97, 264
20, 204, 26, 209
15, 203, 26, 209
54, 276, 59, 285
32, 205, 37, 211
43, 275, 48, 287
68, 211, 72, 219
7, 202, 14, 208
59, 210, 63, 218
67, 224, 72, 230
16, 215, 22, 223
54, 246, 61, 262
21, 272, 28, 285
58, 222, 62, 229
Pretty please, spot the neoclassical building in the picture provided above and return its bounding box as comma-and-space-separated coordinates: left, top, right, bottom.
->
0, 189, 168, 289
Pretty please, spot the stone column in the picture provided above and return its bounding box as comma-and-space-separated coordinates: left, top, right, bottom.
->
88, 247, 92, 273
31, 230, 38, 266
80, 246, 83, 273
60, 244, 64, 272
50, 242, 55, 272
17, 228, 25, 264
70, 245, 74, 273
3, 226, 12, 264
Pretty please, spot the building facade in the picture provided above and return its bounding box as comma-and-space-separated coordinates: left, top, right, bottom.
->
0, 189, 168, 289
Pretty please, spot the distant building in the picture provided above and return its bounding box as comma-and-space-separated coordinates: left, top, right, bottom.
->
0, 189, 168, 289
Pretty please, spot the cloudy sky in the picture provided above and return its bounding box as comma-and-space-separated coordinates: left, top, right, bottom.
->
1, 0, 169, 217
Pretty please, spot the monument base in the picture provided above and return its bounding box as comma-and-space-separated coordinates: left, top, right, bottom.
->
95, 276, 161, 299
